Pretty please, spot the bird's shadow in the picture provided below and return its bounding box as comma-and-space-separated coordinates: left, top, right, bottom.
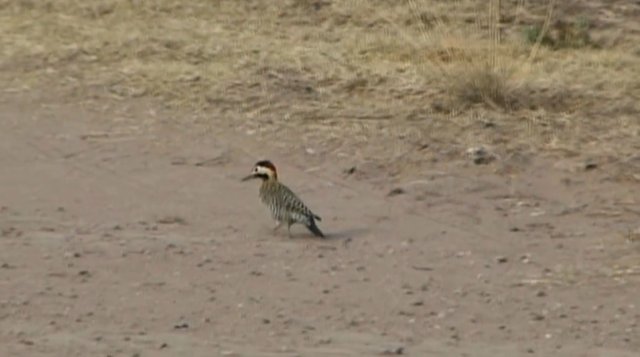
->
312, 227, 370, 242
268, 226, 370, 242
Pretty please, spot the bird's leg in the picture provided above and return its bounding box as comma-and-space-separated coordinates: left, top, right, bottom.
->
273, 220, 283, 233
287, 222, 293, 238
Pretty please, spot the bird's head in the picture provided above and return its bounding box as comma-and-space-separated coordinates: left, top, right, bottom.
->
241, 160, 278, 182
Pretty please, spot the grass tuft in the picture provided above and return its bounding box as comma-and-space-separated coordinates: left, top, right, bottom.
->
448, 64, 512, 109
524, 17, 595, 49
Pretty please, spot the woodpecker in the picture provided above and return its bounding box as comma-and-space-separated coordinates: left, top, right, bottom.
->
241, 160, 325, 238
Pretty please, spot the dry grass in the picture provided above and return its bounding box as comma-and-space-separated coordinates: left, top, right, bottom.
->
1, 0, 639, 172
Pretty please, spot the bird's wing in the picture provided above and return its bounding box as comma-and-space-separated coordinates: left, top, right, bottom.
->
279, 183, 316, 218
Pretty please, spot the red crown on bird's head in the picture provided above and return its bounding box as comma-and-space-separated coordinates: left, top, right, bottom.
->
253, 160, 277, 180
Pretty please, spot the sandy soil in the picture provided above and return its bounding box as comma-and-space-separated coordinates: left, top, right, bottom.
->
1, 88, 638, 357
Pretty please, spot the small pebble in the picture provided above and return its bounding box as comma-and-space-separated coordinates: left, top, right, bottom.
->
387, 187, 405, 197
173, 322, 189, 329
382, 346, 404, 355
531, 313, 545, 321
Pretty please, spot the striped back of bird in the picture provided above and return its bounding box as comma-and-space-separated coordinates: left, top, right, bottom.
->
259, 180, 314, 225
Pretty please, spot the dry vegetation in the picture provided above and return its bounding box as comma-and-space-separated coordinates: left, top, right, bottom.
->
1, 0, 639, 176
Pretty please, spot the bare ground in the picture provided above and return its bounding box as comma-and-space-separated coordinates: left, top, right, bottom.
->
1, 89, 639, 356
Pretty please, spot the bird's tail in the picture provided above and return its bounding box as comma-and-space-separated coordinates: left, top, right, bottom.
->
306, 217, 325, 238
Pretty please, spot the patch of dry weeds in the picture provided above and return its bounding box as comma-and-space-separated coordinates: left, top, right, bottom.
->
1, 0, 639, 172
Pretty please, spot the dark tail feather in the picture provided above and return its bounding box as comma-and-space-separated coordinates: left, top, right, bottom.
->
306, 218, 325, 238
313, 214, 322, 221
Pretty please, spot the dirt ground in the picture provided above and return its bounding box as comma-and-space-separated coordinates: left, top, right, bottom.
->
2, 1, 640, 356
1, 89, 639, 357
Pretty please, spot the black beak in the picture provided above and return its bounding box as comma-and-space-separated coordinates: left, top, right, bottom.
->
241, 174, 256, 182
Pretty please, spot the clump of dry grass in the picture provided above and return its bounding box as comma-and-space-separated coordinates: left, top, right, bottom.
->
338, 1, 524, 113
375, 0, 564, 112
449, 65, 512, 108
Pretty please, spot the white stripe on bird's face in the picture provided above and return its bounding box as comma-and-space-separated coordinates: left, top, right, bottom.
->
254, 164, 276, 179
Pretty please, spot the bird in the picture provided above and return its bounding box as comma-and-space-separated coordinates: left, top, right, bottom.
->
241, 160, 325, 238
